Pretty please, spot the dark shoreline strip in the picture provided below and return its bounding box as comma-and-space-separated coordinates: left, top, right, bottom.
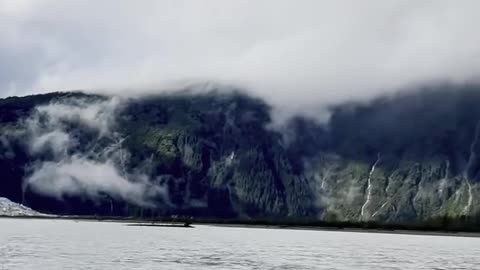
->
2, 215, 480, 238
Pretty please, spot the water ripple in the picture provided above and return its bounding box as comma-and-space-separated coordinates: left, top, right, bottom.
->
1, 219, 480, 269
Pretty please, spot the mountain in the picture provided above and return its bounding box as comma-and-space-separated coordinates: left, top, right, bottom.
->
1, 85, 480, 224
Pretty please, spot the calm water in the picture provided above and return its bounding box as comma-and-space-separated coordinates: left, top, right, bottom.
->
0, 219, 479, 269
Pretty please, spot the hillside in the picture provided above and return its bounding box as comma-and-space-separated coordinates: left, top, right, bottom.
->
1, 85, 480, 225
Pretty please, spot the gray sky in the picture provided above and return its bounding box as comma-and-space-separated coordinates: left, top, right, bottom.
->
1, 0, 480, 107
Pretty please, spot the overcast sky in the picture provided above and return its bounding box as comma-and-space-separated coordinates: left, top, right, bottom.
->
1, 0, 480, 107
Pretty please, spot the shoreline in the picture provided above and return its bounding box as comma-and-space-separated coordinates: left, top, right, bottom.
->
2, 215, 480, 238
207, 223, 480, 238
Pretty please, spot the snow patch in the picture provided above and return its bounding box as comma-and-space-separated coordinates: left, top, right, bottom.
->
0, 197, 48, 217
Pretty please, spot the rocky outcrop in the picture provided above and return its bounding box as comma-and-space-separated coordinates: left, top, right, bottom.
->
0, 197, 47, 216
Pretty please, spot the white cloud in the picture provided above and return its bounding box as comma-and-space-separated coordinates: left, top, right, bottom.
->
1, 0, 480, 107
24, 97, 122, 155
26, 155, 164, 207
29, 129, 72, 156
34, 97, 122, 136
22, 97, 168, 207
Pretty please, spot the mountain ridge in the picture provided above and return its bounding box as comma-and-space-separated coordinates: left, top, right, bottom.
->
1, 85, 480, 224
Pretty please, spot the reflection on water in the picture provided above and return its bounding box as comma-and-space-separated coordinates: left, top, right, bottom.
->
1, 218, 479, 269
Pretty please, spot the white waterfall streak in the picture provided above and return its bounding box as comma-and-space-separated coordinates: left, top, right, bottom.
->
438, 159, 450, 195
462, 180, 473, 216
320, 167, 334, 191
462, 121, 480, 215
360, 154, 381, 220
371, 201, 388, 218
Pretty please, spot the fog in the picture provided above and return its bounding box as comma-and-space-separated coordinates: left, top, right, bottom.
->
22, 97, 168, 207
1, 0, 480, 108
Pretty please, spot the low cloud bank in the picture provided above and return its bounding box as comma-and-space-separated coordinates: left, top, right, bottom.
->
1, 1, 480, 110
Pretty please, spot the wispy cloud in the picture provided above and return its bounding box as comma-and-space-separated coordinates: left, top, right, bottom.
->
22, 97, 168, 207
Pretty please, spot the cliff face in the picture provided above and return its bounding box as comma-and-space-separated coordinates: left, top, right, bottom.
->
1, 85, 480, 222
286, 86, 480, 223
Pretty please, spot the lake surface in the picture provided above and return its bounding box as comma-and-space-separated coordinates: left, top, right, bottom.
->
0, 219, 479, 269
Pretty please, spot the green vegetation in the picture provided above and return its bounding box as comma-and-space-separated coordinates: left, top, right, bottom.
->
2, 86, 480, 232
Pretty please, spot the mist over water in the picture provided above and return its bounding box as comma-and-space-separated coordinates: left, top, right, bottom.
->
1, 219, 480, 269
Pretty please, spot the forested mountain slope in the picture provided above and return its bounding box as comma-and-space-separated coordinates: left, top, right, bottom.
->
1, 85, 480, 224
